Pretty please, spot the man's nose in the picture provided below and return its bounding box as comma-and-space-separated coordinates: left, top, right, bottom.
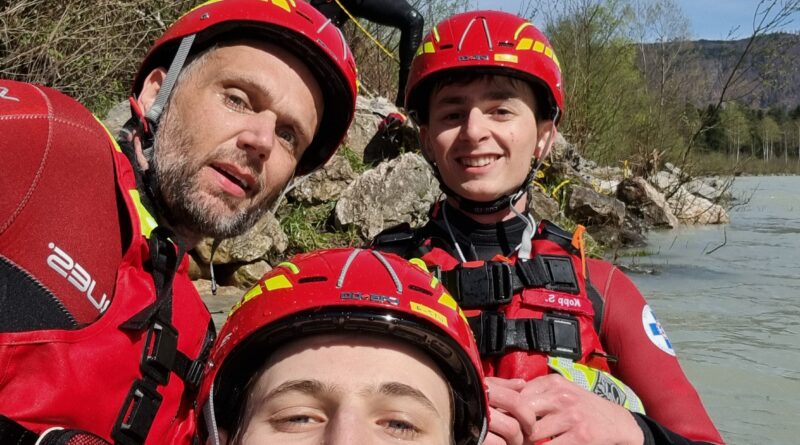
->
324, 411, 371, 445
237, 112, 276, 160
459, 107, 490, 144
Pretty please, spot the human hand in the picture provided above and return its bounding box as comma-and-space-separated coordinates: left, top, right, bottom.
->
519, 374, 644, 445
483, 377, 535, 445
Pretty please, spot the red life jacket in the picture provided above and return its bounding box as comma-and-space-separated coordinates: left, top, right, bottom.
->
375, 214, 644, 412
0, 81, 212, 445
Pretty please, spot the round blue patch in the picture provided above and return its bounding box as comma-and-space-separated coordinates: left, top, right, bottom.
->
641, 304, 675, 356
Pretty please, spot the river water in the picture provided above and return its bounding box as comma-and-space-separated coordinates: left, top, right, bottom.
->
616, 176, 800, 444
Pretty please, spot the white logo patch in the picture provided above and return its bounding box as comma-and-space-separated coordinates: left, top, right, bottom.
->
641, 304, 675, 356
0, 87, 20, 102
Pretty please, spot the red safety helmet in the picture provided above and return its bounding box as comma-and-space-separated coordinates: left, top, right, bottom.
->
405, 10, 563, 125
133, 0, 358, 175
199, 248, 488, 445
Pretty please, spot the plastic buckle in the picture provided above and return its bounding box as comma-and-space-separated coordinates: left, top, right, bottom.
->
141, 321, 178, 385
112, 379, 163, 445
449, 262, 513, 309
469, 312, 507, 355
544, 314, 582, 360
536, 255, 580, 294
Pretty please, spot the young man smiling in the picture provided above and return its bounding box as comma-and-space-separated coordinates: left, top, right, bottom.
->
373, 10, 724, 445
0, 1, 356, 444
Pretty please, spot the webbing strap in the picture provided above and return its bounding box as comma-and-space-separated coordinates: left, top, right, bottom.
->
144, 34, 195, 128
468, 312, 581, 359
112, 227, 210, 445
435, 254, 580, 310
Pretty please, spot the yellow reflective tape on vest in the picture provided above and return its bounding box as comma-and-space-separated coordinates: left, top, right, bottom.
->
128, 189, 158, 238
548, 357, 645, 414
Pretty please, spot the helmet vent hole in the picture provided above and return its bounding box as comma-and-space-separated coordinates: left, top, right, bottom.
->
407, 284, 433, 296
498, 41, 514, 47
298, 276, 328, 284
440, 44, 454, 50
296, 10, 312, 23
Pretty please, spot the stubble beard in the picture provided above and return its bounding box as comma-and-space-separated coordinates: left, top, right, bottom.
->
151, 108, 276, 242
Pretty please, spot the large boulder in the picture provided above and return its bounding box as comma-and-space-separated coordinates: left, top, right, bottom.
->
101, 100, 130, 136
335, 153, 438, 239
527, 187, 560, 222
667, 186, 729, 224
194, 211, 288, 265
288, 154, 358, 205
345, 95, 398, 159
565, 185, 626, 227
617, 177, 679, 228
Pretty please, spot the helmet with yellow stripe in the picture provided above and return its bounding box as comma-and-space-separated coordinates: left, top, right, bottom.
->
198, 247, 488, 444
133, 0, 358, 175
405, 10, 563, 125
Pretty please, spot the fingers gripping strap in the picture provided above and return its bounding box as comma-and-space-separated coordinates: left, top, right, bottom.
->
144, 35, 196, 126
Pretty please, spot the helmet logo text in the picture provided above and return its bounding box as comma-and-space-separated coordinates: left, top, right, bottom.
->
458, 54, 489, 62
340, 292, 400, 306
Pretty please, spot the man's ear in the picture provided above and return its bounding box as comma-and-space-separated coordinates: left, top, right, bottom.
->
137, 67, 167, 115
534, 120, 556, 160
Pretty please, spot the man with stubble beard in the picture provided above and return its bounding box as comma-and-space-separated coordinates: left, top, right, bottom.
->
0, 1, 357, 444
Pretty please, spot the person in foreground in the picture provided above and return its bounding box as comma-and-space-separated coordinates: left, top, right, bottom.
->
197, 247, 489, 445
0, 0, 356, 443
372, 10, 725, 445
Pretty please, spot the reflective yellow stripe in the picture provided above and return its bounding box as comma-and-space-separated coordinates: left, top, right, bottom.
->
433, 26, 440, 42
437, 293, 458, 310
532, 41, 546, 53
544, 47, 553, 58
495, 53, 518, 63
514, 22, 533, 40
264, 274, 292, 291
229, 285, 264, 316
93, 116, 123, 153
128, 189, 157, 238
409, 258, 428, 272
553, 53, 561, 69
411, 302, 448, 327
423, 41, 435, 54
516, 37, 533, 50
277, 261, 300, 274
547, 357, 645, 414
271, 0, 292, 12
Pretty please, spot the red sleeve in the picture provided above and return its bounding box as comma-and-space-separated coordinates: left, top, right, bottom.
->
0, 81, 122, 328
587, 258, 725, 444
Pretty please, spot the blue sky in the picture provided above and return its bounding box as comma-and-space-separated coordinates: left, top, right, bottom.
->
470, 0, 800, 41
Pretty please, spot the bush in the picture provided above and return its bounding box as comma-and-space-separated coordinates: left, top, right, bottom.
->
1, 0, 195, 115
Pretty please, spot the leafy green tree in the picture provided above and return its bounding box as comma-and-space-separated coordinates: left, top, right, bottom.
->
543, 0, 647, 164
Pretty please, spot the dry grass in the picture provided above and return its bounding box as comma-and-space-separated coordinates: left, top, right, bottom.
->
0, 0, 194, 115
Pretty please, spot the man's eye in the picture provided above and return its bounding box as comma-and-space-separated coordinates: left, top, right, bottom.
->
224, 93, 249, 111
381, 418, 420, 439
270, 413, 324, 432
277, 127, 298, 150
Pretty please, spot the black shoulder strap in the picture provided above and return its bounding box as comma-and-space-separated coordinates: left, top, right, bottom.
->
112, 226, 215, 445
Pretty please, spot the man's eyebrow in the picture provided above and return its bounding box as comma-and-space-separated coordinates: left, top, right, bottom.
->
216, 71, 315, 145
434, 89, 518, 106
261, 379, 339, 402
366, 382, 441, 415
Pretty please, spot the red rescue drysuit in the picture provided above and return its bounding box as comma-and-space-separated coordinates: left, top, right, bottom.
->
0, 80, 212, 445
